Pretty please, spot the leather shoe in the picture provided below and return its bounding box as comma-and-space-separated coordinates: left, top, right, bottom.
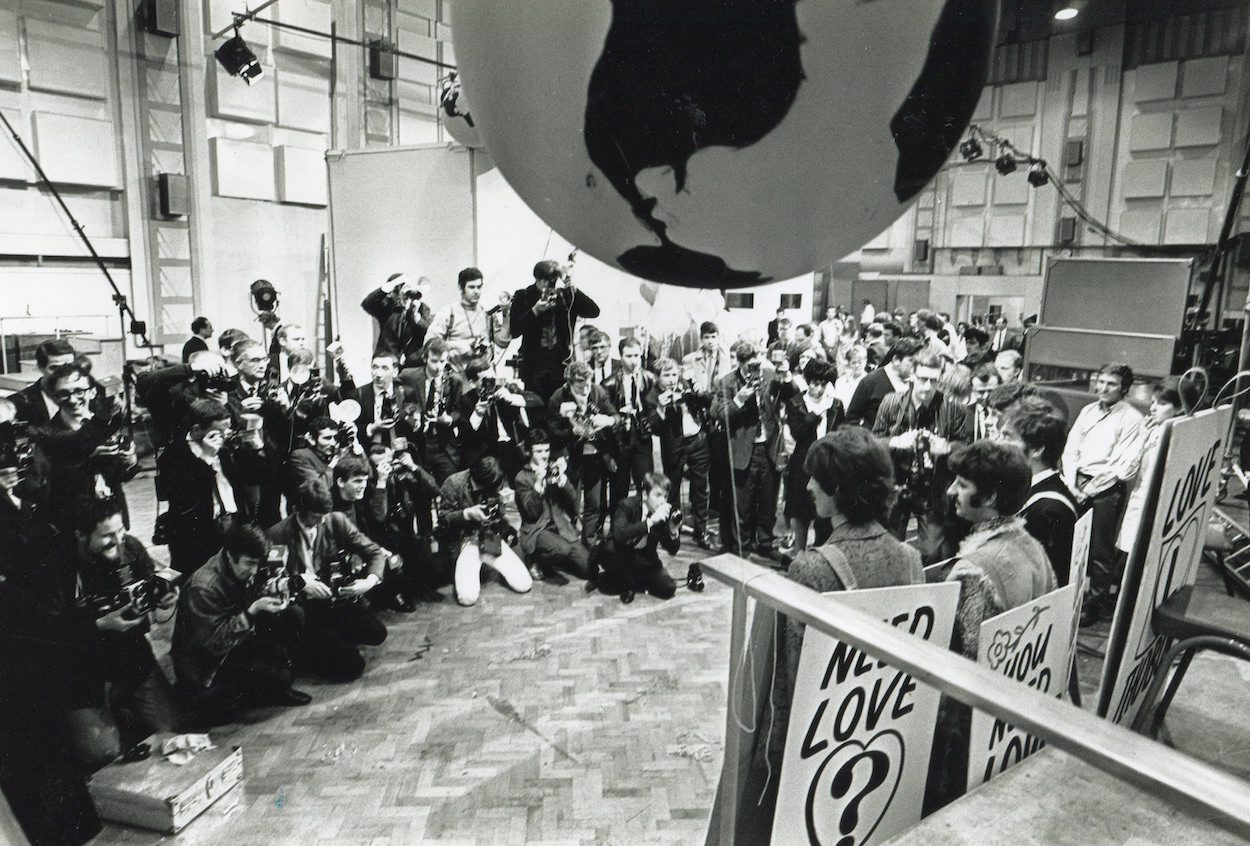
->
542, 569, 570, 586
1079, 596, 1114, 627
695, 534, 713, 551
620, 589, 636, 604
276, 688, 313, 707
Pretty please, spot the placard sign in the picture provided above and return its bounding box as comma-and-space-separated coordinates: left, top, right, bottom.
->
771, 582, 960, 846
965, 584, 1077, 791
1066, 509, 1093, 682
1099, 406, 1231, 725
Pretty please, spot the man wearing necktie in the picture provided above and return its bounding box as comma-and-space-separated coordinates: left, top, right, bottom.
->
606, 338, 656, 517
459, 360, 541, 481
682, 322, 732, 547
357, 353, 413, 451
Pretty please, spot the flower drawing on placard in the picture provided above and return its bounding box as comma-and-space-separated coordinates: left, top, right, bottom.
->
986, 629, 1013, 671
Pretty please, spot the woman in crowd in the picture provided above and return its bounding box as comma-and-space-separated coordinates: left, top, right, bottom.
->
782, 361, 845, 552
739, 427, 924, 842
1116, 380, 1183, 557
832, 344, 867, 408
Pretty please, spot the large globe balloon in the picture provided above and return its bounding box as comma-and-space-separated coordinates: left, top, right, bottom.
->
452, 0, 995, 288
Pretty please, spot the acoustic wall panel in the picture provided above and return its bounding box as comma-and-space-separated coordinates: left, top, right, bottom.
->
1129, 112, 1172, 151
1175, 107, 1222, 147
208, 137, 276, 200
274, 145, 326, 205
1181, 56, 1228, 98
24, 18, 107, 98
1170, 159, 1217, 197
1117, 210, 1161, 245
398, 110, 437, 145
1133, 62, 1178, 102
401, 0, 436, 19
1163, 208, 1209, 244
948, 216, 985, 248
276, 68, 330, 133
0, 109, 26, 180
951, 169, 987, 207
998, 81, 1038, 118
1121, 160, 1168, 199
988, 215, 1026, 247
208, 59, 277, 123
0, 5, 19, 85
991, 170, 1029, 205
272, 0, 331, 58
31, 112, 118, 186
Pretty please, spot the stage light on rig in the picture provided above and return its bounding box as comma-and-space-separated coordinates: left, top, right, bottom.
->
216, 28, 263, 85
994, 154, 1018, 176
1027, 162, 1051, 187
1054, 4, 1080, 21
958, 136, 984, 162
250, 278, 278, 312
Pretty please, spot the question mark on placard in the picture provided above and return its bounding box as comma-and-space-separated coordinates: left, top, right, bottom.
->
830, 750, 891, 846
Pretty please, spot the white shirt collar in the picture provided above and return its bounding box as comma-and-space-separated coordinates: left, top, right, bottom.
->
1032, 468, 1058, 486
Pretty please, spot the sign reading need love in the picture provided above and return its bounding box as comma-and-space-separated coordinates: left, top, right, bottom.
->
966, 584, 1077, 790
772, 582, 959, 846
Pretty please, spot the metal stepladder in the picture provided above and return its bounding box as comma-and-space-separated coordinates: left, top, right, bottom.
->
1206, 506, 1250, 601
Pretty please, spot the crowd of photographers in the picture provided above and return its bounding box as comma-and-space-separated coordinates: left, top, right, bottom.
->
0, 260, 1187, 843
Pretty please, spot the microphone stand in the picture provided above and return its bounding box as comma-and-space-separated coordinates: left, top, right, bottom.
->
0, 111, 152, 449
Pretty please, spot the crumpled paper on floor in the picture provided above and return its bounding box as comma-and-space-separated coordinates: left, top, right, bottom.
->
161, 733, 216, 765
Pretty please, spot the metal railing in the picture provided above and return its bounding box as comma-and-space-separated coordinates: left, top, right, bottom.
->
703, 554, 1250, 845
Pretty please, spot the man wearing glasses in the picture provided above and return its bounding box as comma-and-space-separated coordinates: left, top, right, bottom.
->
35, 362, 136, 534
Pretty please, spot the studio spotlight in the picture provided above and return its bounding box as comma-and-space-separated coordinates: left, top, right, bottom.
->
994, 154, 1017, 176
1054, 5, 1079, 21
250, 278, 279, 312
216, 29, 263, 85
958, 137, 983, 162
1027, 162, 1051, 187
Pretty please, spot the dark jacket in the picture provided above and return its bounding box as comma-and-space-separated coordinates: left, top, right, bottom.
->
546, 384, 620, 473
355, 383, 415, 450
509, 284, 600, 368
436, 470, 511, 558
784, 393, 846, 475
846, 366, 898, 427
156, 439, 246, 563
12, 380, 56, 426
514, 466, 580, 558
266, 512, 387, 585
1020, 471, 1079, 586
171, 549, 255, 689
603, 368, 657, 450
645, 384, 710, 458
181, 335, 209, 363
458, 387, 543, 466
34, 411, 130, 532
361, 287, 432, 368
712, 369, 795, 471
286, 447, 333, 500
400, 366, 463, 466
605, 494, 679, 560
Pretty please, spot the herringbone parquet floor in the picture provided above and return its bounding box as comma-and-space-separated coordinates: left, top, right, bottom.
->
93, 505, 733, 844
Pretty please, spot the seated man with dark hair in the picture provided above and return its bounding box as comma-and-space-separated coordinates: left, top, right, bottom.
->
60, 496, 182, 770
267, 479, 388, 681
999, 398, 1079, 585
286, 416, 344, 501
596, 472, 680, 603
514, 429, 593, 586
439, 457, 532, 606
173, 522, 312, 710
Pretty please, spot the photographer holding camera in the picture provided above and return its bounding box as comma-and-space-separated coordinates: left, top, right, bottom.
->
646, 358, 712, 550
156, 399, 245, 576
361, 272, 433, 371
267, 479, 388, 682
12, 338, 76, 426
595, 473, 681, 603
173, 522, 312, 712
513, 430, 593, 585
401, 337, 463, 484
286, 416, 359, 504
460, 359, 541, 481
510, 259, 601, 402
57, 496, 181, 770
35, 361, 136, 534
226, 339, 281, 523
547, 360, 620, 548
439, 456, 531, 606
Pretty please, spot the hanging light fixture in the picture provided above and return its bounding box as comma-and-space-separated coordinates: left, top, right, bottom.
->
216, 27, 264, 84
1027, 161, 1051, 187
959, 137, 984, 162
994, 154, 1018, 175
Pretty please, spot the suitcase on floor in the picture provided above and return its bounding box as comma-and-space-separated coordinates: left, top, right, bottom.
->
88, 734, 243, 834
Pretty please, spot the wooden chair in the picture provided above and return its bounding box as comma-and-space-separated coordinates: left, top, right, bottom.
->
1131, 585, 1250, 738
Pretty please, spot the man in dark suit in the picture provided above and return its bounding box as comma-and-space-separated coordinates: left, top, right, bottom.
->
355, 352, 413, 451
514, 430, 592, 584
647, 357, 711, 549
181, 316, 213, 363
510, 259, 601, 403
596, 473, 680, 603
603, 337, 656, 512
846, 337, 923, 427
766, 308, 785, 345
360, 273, 432, 371
1000, 399, 1079, 586
989, 316, 1022, 353
586, 330, 619, 385
400, 338, 462, 483
459, 358, 542, 481
712, 341, 796, 560
547, 360, 620, 547
156, 399, 245, 576
266, 479, 388, 681
12, 337, 76, 426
